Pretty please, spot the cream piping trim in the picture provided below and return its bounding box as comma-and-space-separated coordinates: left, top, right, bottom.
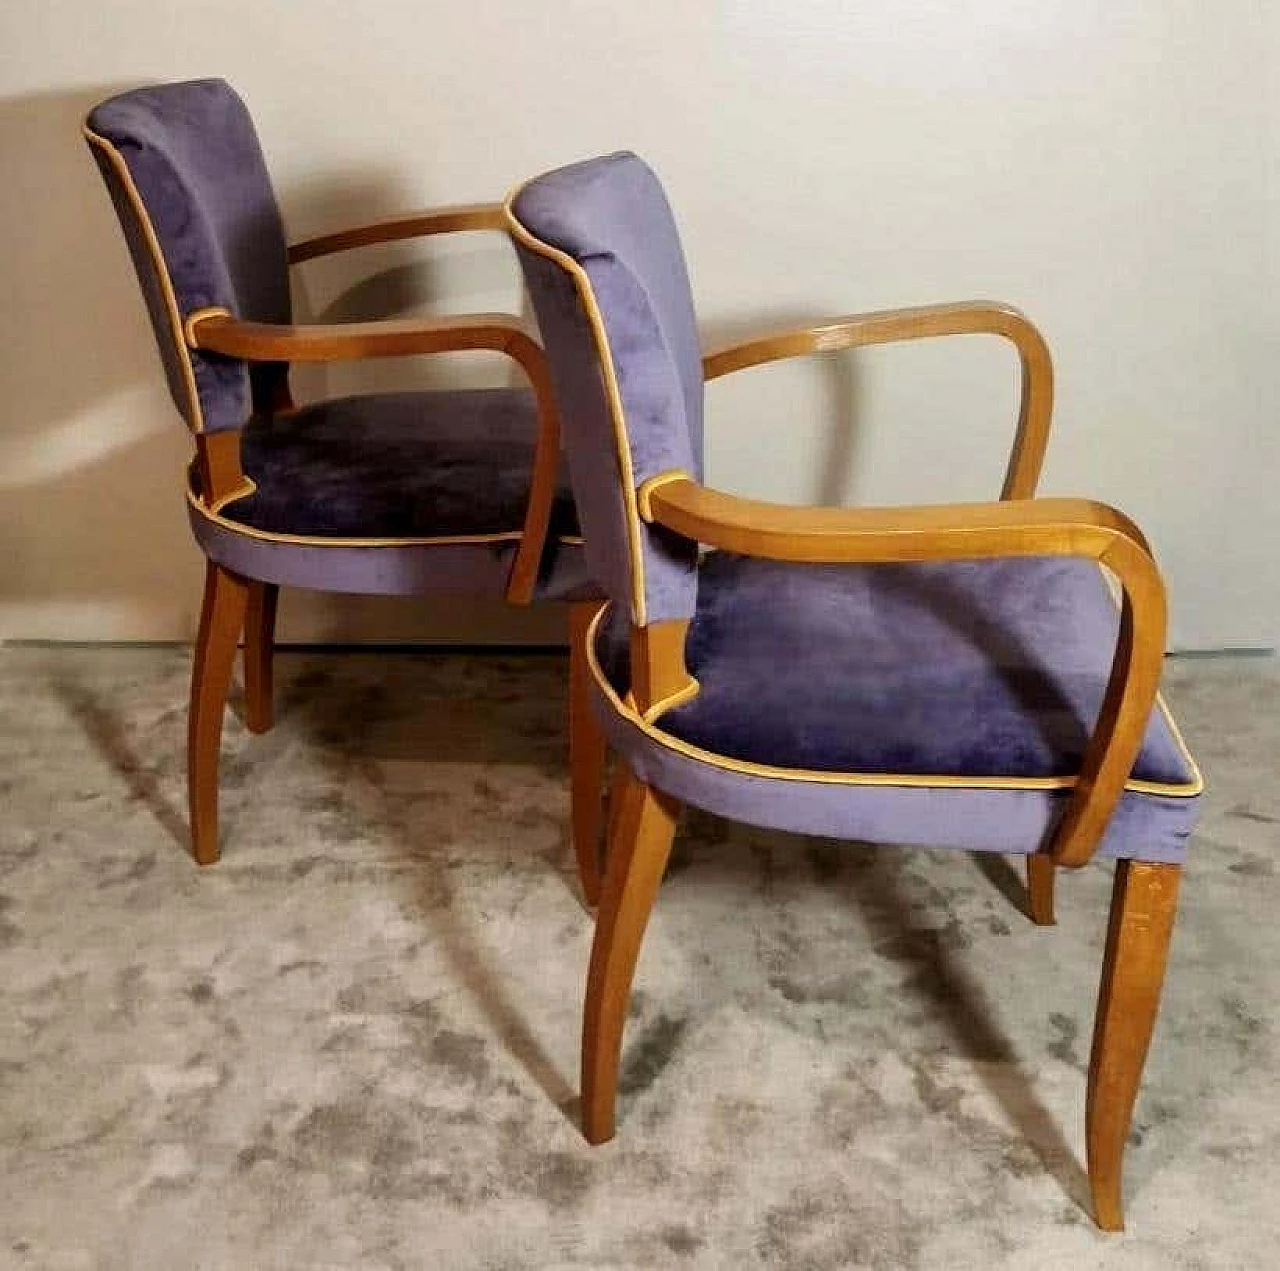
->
636, 468, 693, 522
503, 183, 650, 625
209, 476, 258, 514
640, 675, 702, 724
586, 603, 1202, 797
83, 123, 206, 433
184, 305, 232, 348
187, 480, 579, 550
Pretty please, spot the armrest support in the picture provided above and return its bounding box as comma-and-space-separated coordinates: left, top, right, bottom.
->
639, 474, 1165, 869
287, 202, 507, 265
185, 307, 536, 363
701, 301, 1053, 499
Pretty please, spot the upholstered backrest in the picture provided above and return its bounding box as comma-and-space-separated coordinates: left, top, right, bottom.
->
84, 79, 290, 433
508, 153, 703, 627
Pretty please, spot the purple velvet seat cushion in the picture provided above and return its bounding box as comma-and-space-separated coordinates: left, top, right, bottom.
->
228, 388, 577, 540
599, 552, 1195, 788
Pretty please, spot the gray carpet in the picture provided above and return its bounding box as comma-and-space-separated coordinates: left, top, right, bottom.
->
1, 646, 1276, 1269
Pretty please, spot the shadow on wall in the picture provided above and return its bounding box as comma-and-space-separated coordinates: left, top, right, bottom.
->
0, 85, 557, 644
699, 310, 866, 506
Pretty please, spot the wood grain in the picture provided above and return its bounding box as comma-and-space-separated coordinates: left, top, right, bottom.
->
569, 601, 608, 906
288, 202, 506, 265
1087, 860, 1182, 1230
581, 766, 680, 1143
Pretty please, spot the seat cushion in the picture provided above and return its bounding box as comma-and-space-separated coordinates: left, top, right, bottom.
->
226, 388, 577, 540
592, 553, 1200, 861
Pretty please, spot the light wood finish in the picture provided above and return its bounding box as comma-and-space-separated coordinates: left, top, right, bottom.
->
189, 562, 250, 866
701, 301, 1053, 500
187, 308, 539, 364
569, 601, 608, 905
243, 582, 278, 734
1026, 853, 1056, 926
288, 202, 507, 265
502, 343, 563, 606
642, 479, 1166, 871
629, 619, 696, 717
1087, 860, 1182, 1230
582, 766, 681, 1143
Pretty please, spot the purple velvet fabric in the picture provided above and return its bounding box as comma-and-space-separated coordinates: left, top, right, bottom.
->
189, 499, 595, 601
86, 79, 290, 432
599, 553, 1194, 786
590, 553, 1198, 862
592, 689, 1197, 863
512, 154, 703, 624
233, 388, 577, 540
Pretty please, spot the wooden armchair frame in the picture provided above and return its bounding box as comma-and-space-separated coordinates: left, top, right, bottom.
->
584, 307, 1180, 1229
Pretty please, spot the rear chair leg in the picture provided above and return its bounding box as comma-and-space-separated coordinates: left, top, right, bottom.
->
188, 562, 250, 866
243, 581, 278, 734
1087, 859, 1182, 1231
568, 601, 607, 905
1027, 853, 1057, 925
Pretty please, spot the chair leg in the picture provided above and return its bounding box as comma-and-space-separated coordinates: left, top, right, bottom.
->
568, 601, 607, 906
582, 768, 679, 1144
1027, 853, 1057, 925
188, 562, 250, 866
1086, 859, 1182, 1231
243, 581, 278, 735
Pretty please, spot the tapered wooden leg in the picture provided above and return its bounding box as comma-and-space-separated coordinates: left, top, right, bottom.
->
188, 562, 250, 866
1027, 853, 1057, 925
1087, 860, 1182, 1231
582, 769, 680, 1144
568, 601, 607, 905
243, 582, 278, 735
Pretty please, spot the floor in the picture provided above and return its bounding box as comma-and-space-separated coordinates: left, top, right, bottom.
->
0, 646, 1276, 1270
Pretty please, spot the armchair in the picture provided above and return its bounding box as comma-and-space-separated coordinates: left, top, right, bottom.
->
506, 152, 1201, 1230
84, 80, 605, 875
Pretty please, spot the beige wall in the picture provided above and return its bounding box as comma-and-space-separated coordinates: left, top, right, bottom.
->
2, 1, 1275, 648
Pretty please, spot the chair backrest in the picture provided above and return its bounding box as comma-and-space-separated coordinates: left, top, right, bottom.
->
84, 79, 290, 433
507, 153, 704, 627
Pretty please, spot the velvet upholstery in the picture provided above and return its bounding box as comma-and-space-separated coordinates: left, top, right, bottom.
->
512, 152, 1202, 867
232, 389, 577, 540
592, 553, 1200, 862
599, 554, 1193, 786
86, 79, 290, 433
512, 154, 702, 625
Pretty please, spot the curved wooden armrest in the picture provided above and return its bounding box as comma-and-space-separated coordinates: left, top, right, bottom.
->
701, 301, 1054, 500
185, 307, 536, 363
287, 202, 507, 265
639, 473, 1165, 869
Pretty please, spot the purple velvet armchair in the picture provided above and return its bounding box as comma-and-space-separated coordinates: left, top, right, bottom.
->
84, 80, 605, 871
506, 152, 1202, 1230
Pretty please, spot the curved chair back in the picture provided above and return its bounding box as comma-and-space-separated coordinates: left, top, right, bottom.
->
507, 153, 703, 627
84, 78, 290, 433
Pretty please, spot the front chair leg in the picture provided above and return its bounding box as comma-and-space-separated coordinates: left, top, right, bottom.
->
1027, 852, 1057, 925
582, 767, 679, 1144
188, 562, 250, 866
568, 601, 607, 905
243, 581, 278, 734
1087, 859, 1182, 1231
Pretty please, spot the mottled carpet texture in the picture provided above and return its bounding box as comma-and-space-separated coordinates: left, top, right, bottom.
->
1, 647, 1276, 1270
